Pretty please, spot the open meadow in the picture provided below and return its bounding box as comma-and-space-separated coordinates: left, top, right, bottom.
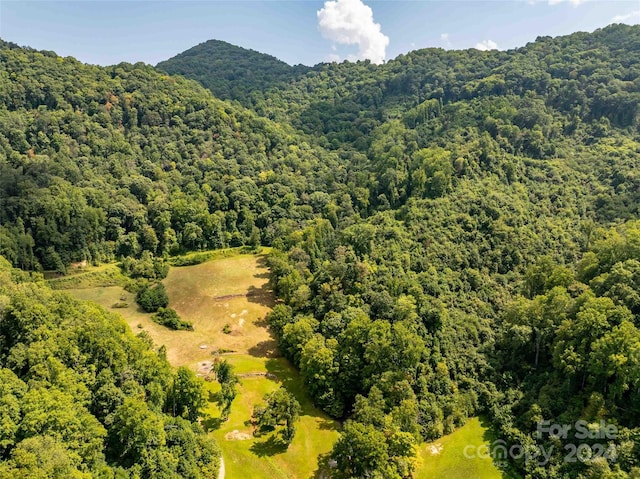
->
64, 252, 341, 478
204, 355, 340, 479
416, 417, 507, 479
69, 254, 276, 366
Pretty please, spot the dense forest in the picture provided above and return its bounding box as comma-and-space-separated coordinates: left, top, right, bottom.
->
1, 23, 640, 478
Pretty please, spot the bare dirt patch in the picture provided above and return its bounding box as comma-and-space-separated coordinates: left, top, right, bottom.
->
426, 443, 444, 456
225, 430, 253, 441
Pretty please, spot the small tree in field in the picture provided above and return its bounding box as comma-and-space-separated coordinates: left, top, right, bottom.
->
212, 359, 238, 421
252, 388, 301, 445
136, 282, 169, 312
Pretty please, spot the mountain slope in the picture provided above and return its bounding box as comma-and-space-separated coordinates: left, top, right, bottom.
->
157, 39, 309, 106
0, 41, 343, 270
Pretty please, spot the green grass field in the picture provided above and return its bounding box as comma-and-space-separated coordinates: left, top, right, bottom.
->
416, 417, 507, 479
205, 355, 339, 479
47, 263, 128, 290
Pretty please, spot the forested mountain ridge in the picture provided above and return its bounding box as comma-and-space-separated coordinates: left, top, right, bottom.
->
0, 40, 348, 271
1, 23, 640, 478
163, 24, 640, 157
157, 39, 310, 106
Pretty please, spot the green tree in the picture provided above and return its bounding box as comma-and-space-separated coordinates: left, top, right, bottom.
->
166, 367, 205, 422
136, 282, 169, 312
253, 388, 301, 445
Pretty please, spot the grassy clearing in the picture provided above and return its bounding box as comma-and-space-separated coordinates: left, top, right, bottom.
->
169, 246, 270, 266
66, 252, 340, 478
69, 254, 276, 366
162, 254, 276, 366
416, 416, 506, 479
205, 354, 339, 479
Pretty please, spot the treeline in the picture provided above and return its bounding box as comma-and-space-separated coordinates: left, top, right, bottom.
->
0, 256, 218, 478
0, 41, 349, 272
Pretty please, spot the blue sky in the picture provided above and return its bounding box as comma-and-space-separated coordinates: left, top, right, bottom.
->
0, 0, 638, 66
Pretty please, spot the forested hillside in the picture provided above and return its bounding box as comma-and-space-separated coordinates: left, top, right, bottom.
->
157, 40, 309, 107
0, 40, 346, 272
0, 256, 219, 478
1, 23, 640, 478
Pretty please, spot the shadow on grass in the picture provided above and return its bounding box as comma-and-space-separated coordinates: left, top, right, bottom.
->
317, 418, 337, 431
255, 255, 270, 270
246, 284, 276, 307
253, 270, 271, 280
264, 358, 322, 416
310, 452, 333, 479
480, 416, 515, 478
249, 434, 288, 457
202, 415, 225, 432
247, 339, 279, 358
480, 415, 502, 447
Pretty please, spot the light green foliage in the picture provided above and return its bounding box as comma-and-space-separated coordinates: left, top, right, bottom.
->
0, 259, 220, 477
253, 388, 302, 445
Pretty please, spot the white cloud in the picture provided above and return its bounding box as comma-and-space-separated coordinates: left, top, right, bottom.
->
475, 40, 498, 51
612, 10, 640, 24
317, 0, 389, 64
440, 33, 452, 48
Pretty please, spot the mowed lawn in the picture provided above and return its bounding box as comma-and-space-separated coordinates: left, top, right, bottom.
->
205, 355, 339, 479
416, 417, 507, 479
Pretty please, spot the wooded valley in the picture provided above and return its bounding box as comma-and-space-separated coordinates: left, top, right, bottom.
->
1, 23, 640, 478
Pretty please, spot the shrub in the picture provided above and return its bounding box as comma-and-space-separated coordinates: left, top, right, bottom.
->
152, 307, 193, 331
136, 282, 169, 312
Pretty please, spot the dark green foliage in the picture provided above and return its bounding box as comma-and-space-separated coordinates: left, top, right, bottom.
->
0, 257, 220, 478
165, 367, 206, 422
157, 39, 309, 107
213, 359, 239, 421
151, 307, 193, 331
136, 282, 169, 312
0, 41, 346, 273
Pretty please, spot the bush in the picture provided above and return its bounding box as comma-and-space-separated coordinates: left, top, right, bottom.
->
170, 252, 214, 267
136, 283, 169, 312
152, 307, 193, 331
121, 253, 169, 280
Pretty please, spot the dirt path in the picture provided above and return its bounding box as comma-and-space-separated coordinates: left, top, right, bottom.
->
218, 456, 225, 479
